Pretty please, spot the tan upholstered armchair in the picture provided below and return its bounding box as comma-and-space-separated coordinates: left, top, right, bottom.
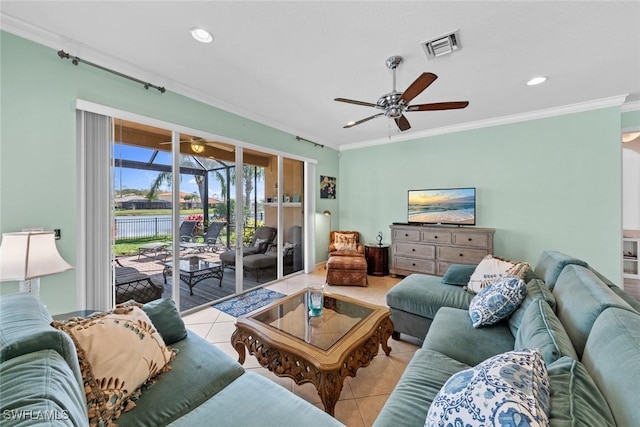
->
326, 231, 367, 286
328, 231, 365, 256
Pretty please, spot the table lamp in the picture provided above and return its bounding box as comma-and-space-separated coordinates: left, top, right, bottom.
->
0, 231, 73, 299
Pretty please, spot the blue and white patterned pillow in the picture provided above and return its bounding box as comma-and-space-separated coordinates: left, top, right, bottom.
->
425, 349, 550, 427
469, 277, 527, 328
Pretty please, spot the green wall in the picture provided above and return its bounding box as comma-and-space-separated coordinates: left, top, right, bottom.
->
0, 31, 338, 313
1, 31, 634, 313
339, 108, 624, 282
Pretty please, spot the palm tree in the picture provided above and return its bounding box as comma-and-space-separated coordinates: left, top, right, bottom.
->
228, 165, 264, 218
146, 156, 207, 204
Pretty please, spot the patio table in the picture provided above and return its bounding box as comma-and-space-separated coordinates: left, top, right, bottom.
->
163, 257, 223, 295
138, 242, 169, 260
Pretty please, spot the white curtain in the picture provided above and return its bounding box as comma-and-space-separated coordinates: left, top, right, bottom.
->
76, 110, 113, 311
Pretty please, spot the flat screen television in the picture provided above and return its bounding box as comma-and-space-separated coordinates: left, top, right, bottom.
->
408, 187, 476, 225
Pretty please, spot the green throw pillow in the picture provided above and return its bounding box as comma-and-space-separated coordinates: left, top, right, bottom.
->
547, 357, 615, 426
515, 300, 578, 365
143, 298, 187, 345
441, 264, 477, 286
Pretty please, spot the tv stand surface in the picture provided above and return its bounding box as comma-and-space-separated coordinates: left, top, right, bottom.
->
389, 224, 495, 277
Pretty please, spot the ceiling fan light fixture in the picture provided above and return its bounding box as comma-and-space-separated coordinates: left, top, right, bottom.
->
190, 141, 205, 154
526, 76, 547, 86
189, 27, 213, 43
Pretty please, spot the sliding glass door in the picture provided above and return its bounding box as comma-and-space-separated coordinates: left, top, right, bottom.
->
84, 113, 311, 313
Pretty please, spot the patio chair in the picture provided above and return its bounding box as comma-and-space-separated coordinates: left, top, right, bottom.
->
115, 266, 164, 304
179, 220, 199, 242
202, 221, 227, 253
219, 226, 277, 269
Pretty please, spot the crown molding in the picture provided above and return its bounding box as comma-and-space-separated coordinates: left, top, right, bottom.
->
340, 95, 629, 151
0, 12, 339, 152
622, 100, 640, 113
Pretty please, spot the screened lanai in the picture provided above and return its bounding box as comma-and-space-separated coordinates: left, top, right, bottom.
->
111, 119, 305, 312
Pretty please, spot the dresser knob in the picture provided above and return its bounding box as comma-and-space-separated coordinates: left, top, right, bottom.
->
434, 236, 438, 239
405, 233, 409, 237
412, 248, 416, 251
459, 253, 464, 257
412, 263, 416, 266
468, 238, 472, 241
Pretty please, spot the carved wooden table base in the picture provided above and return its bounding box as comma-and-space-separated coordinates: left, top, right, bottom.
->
231, 316, 394, 416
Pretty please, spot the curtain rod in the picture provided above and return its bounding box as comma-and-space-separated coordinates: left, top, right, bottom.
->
295, 136, 324, 148
57, 50, 166, 94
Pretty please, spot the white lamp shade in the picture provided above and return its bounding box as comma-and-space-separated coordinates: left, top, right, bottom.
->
0, 231, 73, 281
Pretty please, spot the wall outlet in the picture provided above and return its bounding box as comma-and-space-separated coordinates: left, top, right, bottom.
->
54, 229, 61, 240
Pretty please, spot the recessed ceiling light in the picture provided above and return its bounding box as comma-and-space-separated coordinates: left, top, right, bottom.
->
190, 27, 213, 43
526, 76, 547, 86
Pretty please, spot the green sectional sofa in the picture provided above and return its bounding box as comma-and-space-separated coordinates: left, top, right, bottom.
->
0, 293, 344, 427
376, 252, 640, 427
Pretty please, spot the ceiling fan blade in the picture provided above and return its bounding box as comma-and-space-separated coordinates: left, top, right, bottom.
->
400, 73, 438, 104
159, 140, 190, 145
343, 113, 385, 128
334, 98, 378, 108
406, 101, 469, 112
202, 141, 234, 152
395, 115, 411, 131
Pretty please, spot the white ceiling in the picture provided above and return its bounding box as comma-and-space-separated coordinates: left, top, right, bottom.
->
2, 1, 639, 150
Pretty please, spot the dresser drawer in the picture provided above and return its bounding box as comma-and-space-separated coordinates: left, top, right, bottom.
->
394, 242, 435, 259
421, 230, 452, 244
452, 232, 490, 248
393, 228, 421, 242
394, 257, 436, 274
437, 246, 488, 264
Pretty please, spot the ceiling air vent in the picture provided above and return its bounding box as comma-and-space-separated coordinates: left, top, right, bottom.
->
422, 31, 461, 59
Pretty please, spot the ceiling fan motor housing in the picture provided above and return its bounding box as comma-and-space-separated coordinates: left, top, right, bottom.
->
378, 92, 406, 118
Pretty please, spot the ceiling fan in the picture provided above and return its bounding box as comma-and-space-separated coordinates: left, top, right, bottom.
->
160, 137, 234, 154
334, 55, 469, 132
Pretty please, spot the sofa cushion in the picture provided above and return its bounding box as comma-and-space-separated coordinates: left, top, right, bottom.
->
117, 330, 245, 426
386, 274, 474, 320
508, 278, 556, 336
372, 349, 470, 427
466, 254, 530, 294
546, 356, 615, 427
0, 349, 89, 427
143, 298, 188, 345
582, 308, 640, 427
425, 349, 550, 427
422, 307, 515, 367
440, 263, 476, 286
0, 293, 83, 388
515, 300, 578, 365
553, 264, 636, 357
468, 277, 527, 327
533, 250, 587, 290
52, 303, 176, 426
167, 371, 344, 427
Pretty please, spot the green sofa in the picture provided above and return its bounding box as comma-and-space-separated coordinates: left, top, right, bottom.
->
0, 293, 344, 427
376, 252, 640, 426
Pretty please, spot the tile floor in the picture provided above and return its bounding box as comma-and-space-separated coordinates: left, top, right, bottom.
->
181, 269, 420, 427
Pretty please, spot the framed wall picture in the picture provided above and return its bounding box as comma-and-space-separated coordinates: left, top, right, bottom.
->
320, 175, 336, 199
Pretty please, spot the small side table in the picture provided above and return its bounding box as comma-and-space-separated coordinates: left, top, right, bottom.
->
364, 244, 390, 276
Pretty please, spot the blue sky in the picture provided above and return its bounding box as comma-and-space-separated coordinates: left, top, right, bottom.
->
113, 143, 264, 200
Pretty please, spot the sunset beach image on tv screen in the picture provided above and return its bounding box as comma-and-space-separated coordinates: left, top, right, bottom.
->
408, 188, 475, 225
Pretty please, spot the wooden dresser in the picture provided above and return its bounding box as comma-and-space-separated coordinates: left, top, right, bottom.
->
389, 224, 495, 277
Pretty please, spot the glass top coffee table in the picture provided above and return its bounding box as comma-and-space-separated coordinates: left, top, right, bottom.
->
162, 257, 223, 295
231, 289, 394, 416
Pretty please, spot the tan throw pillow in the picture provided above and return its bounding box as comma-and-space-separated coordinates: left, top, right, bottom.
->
466, 254, 530, 294
53, 302, 176, 426
333, 232, 357, 252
